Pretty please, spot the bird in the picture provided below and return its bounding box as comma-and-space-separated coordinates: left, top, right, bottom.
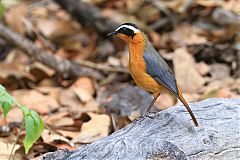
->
107, 23, 198, 127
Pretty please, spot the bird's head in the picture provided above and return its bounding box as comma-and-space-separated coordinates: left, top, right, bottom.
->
107, 23, 142, 43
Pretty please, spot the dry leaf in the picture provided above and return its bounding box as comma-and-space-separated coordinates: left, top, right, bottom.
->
108, 56, 121, 67
44, 111, 74, 127
210, 25, 239, 42
196, 0, 240, 14
56, 129, 79, 139
173, 47, 205, 93
13, 90, 59, 114
202, 78, 239, 99
35, 87, 61, 101
196, 0, 220, 7
201, 80, 221, 99
160, 0, 190, 13
95, 41, 115, 59
149, 31, 163, 49
54, 117, 74, 127
137, 3, 160, 23
72, 113, 110, 143
0, 62, 32, 80
54, 33, 97, 60
54, 48, 80, 60
0, 142, 20, 156
72, 77, 95, 95
102, 9, 145, 29
41, 129, 70, 144
54, 143, 76, 151
58, 89, 83, 111
73, 88, 93, 103
36, 19, 79, 40
31, 6, 48, 18
171, 23, 207, 48
30, 62, 55, 78
209, 63, 230, 80
195, 62, 210, 76
61, 35, 84, 51
82, 101, 100, 113
216, 88, 233, 98
4, 4, 27, 35
1, 0, 239, 158
6, 107, 23, 123
70, 77, 95, 103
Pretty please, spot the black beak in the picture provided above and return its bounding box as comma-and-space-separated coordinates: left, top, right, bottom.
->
107, 31, 117, 37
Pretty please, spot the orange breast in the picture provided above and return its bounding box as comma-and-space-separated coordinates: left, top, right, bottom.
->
128, 32, 162, 93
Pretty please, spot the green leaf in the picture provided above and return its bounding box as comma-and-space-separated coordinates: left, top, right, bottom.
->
19, 104, 30, 116
0, 1, 4, 17
0, 84, 45, 153
2, 101, 11, 117
30, 110, 43, 127
0, 84, 5, 91
0, 84, 13, 116
21, 106, 44, 153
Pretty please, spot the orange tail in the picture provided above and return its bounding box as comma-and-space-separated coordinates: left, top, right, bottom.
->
177, 88, 199, 127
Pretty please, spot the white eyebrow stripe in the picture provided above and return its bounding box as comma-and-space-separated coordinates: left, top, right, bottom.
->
116, 25, 140, 33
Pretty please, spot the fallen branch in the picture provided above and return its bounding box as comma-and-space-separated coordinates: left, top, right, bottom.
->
0, 23, 125, 79
38, 91, 240, 159
54, 0, 120, 35
77, 59, 128, 73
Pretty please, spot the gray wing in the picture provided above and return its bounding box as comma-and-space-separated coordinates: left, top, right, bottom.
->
143, 46, 179, 97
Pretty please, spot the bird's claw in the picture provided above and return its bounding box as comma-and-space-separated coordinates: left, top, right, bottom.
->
137, 111, 156, 120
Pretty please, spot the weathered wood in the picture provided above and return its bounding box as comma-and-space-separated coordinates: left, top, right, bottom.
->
39, 98, 240, 160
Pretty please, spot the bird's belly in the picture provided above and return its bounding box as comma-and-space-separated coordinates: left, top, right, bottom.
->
129, 62, 162, 93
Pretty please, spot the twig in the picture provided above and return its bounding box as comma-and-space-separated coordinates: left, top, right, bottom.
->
27, 0, 54, 10
77, 60, 128, 73
21, 17, 56, 51
110, 113, 119, 131
8, 121, 24, 160
0, 22, 104, 79
149, 18, 170, 30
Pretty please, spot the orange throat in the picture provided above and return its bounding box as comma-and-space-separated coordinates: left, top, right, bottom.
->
128, 32, 145, 59
127, 32, 163, 93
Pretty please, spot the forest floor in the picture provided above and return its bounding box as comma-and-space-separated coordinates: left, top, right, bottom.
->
0, 0, 239, 159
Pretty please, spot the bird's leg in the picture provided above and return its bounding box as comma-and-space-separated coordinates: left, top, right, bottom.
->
141, 93, 160, 118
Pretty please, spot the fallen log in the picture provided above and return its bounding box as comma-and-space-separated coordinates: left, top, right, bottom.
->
39, 98, 240, 159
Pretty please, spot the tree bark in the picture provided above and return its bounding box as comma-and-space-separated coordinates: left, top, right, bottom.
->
39, 98, 240, 160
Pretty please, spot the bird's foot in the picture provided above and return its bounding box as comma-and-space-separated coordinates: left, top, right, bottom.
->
138, 111, 157, 120
146, 111, 157, 119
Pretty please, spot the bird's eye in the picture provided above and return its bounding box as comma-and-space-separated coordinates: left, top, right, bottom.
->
122, 27, 127, 31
